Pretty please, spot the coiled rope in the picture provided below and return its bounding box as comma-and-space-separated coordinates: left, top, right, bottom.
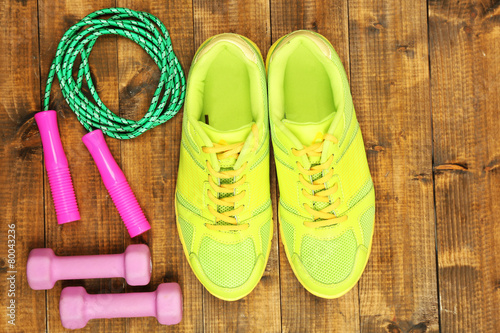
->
43, 7, 185, 139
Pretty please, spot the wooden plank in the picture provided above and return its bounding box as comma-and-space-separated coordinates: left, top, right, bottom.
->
429, 0, 500, 331
193, 0, 271, 56
348, 0, 439, 331
37, 1, 129, 332
270, 0, 361, 332
0, 0, 45, 332
192, 0, 282, 331
7, 0, 500, 332
114, 1, 203, 332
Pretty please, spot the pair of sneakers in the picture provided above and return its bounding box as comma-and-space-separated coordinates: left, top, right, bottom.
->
175, 31, 375, 301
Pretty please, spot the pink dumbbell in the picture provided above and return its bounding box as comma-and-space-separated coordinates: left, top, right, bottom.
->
60, 283, 183, 329
27, 244, 151, 290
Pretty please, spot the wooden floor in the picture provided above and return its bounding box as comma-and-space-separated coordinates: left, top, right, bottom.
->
1, 0, 499, 332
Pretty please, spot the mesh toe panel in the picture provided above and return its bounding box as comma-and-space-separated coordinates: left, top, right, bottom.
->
198, 237, 256, 288
300, 230, 357, 284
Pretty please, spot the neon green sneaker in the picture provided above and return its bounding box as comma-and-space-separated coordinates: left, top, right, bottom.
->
175, 34, 272, 301
267, 30, 375, 298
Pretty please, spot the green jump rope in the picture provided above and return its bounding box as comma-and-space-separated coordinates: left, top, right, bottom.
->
43, 7, 185, 138
35, 8, 185, 236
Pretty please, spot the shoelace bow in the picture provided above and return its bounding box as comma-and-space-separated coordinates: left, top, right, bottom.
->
292, 133, 348, 228
202, 124, 259, 231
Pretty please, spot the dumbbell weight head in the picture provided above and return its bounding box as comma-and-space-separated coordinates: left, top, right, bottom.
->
156, 283, 183, 325
59, 286, 88, 329
26, 248, 56, 290
124, 243, 152, 285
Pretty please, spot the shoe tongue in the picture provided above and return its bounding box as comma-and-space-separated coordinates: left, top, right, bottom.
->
198, 121, 254, 168
283, 113, 335, 165
283, 112, 335, 147
199, 121, 253, 145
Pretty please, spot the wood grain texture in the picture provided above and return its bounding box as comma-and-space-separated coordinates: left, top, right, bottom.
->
115, 1, 203, 332
38, 1, 126, 332
0, 0, 45, 332
270, 1, 361, 332
192, 0, 282, 332
429, 0, 500, 332
348, 0, 439, 332
193, 0, 271, 55
1, 0, 499, 331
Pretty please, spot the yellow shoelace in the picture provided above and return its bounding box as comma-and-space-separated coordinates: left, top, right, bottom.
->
292, 133, 348, 228
202, 124, 259, 231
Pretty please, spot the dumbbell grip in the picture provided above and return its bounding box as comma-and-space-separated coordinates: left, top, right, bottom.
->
85, 292, 156, 319
82, 130, 151, 238
52, 253, 124, 281
34, 110, 80, 224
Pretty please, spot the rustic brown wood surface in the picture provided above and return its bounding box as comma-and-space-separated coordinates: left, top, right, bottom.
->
349, 0, 439, 332
0, 0, 498, 332
429, 0, 500, 332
